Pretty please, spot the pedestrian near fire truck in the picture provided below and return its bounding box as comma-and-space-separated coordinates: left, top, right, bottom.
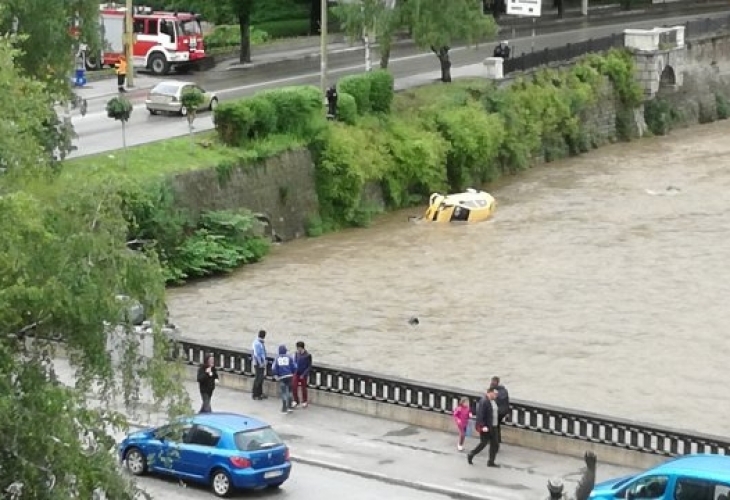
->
115, 55, 127, 92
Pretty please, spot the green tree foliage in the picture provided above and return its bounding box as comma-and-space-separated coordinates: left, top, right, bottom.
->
401, 0, 497, 82
333, 0, 403, 69
181, 87, 205, 149
0, 37, 189, 499
106, 96, 134, 162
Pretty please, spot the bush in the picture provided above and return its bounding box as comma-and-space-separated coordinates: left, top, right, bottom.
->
337, 71, 395, 115
717, 93, 730, 120
204, 25, 269, 49
644, 98, 677, 136
337, 92, 358, 125
315, 123, 391, 226
368, 70, 395, 113
214, 86, 324, 146
252, 0, 309, 24
338, 74, 371, 114
257, 19, 311, 38
431, 104, 505, 191
382, 119, 449, 208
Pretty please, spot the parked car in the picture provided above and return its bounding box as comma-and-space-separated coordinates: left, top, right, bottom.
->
145, 80, 218, 116
119, 412, 291, 497
590, 454, 730, 500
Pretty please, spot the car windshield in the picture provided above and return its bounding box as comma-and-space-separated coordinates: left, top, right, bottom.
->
234, 427, 283, 452
177, 19, 201, 35
151, 83, 180, 96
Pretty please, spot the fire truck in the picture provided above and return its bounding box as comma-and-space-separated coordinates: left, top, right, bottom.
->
84, 4, 206, 75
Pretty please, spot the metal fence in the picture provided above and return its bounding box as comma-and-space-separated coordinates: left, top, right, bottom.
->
179, 338, 730, 458
503, 33, 624, 75
503, 13, 730, 76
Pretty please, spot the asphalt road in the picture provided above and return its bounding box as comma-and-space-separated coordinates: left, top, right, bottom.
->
68, 11, 730, 158
134, 463, 457, 500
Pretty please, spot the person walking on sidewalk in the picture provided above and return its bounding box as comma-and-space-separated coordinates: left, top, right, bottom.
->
291, 341, 312, 408
467, 387, 501, 467
271, 345, 297, 414
114, 55, 127, 93
197, 354, 218, 413
252, 330, 268, 400
490, 375, 511, 442
453, 396, 473, 451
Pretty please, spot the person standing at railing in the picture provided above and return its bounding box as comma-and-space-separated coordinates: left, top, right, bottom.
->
271, 345, 297, 414
196, 353, 218, 413
291, 341, 312, 409
490, 375, 511, 443
252, 330, 268, 400
493, 41, 511, 60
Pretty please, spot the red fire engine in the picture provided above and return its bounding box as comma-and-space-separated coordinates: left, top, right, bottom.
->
84, 4, 206, 75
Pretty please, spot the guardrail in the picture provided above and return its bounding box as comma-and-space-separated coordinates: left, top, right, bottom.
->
179, 338, 730, 459
503, 13, 730, 76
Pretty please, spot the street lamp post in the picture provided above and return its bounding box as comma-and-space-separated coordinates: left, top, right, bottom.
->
320, 0, 328, 93
125, 0, 135, 88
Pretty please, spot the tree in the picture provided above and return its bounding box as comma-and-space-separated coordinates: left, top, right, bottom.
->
333, 0, 403, 70
106, 96, 134, 163
181, 88, 205, 151
229, 0, 256, 64
0, 33, 189, 498
402, 0, 497, 83
0, 1, 100, 163
309, 0, 322, 35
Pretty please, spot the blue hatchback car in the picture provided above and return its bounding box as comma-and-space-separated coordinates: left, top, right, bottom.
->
590, 454, 730, 500
118, 412, 291, 497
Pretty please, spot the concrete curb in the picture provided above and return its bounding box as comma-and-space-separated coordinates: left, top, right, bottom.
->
125, 420, 497, 500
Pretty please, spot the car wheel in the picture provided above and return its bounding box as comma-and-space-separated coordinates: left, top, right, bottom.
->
209, 97, 218, 112
125, 447, 147, 476
210, 469, 233, 498
147, 109, 158, 115
148, 53, 170, 75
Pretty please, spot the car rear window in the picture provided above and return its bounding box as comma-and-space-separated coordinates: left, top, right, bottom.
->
234, 427, 284, 452
151, 84, 180, 96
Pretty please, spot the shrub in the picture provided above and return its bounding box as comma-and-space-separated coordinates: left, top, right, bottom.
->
338, 74, 371, 114
257, 19, 311, 38
337, 92, 358, 125
717, 93, 730, 120
204, 25, 269, 50
337, 71, 395, 115
368, 70, 395, 113
583, 49, 643, 108
431, 104, 505, 191
315, 123, 391, 226
214, 86, 323, 146
644, 98, 676, 136
382, 119, 449, 208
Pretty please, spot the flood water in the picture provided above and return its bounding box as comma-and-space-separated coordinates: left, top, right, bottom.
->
168, 121, 730, 437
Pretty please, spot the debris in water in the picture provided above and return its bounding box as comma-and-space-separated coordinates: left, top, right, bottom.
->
645, 186, 681, 196
408, 317, 419, 326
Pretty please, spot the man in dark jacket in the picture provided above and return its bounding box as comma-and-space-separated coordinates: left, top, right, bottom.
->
545, 451, 597, 500
292, 341, 312, 408
490, 376, 510, 443
467, 387, 500, 467
197, 353, 219, 413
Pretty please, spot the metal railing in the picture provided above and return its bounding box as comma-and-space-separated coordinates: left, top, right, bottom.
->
503, 34, 624, 75
179, 338, 730, 458
685, 14, 730, 39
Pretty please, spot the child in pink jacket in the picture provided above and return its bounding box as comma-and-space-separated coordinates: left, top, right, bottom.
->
453, 396, 472, 451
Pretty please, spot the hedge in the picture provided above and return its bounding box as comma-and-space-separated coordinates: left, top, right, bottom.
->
337, 70, 395, 115
214, 86, 324, 147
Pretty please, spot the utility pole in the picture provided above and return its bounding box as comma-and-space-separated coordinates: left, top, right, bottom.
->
581, 0, 588, 16
320, 0, 328, 93
125, 0, 135, 88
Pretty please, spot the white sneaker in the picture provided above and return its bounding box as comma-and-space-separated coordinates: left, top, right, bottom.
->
302, 402, 309, 408
291, 402, 298, 408
458, 445, 464, 451
281, 410, 288, 414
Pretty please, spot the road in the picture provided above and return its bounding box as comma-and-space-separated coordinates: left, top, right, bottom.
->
134, 463, 458, 500
68, 11, 730, 158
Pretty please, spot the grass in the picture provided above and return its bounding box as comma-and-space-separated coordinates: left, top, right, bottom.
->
63, 132, 306, 182
392, 79, 494, 116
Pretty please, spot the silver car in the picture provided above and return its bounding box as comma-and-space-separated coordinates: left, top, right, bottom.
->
145, 80, 219, 116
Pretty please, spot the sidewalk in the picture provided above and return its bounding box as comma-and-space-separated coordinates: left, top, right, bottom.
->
52, 358, 638, 500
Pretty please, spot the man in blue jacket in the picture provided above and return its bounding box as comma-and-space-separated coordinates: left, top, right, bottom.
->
271, 345, 297, 414
251, 330, 268, 400
292, 341, 312, 408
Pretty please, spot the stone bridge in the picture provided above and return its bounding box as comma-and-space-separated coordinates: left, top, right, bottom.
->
625, 26, 687, 98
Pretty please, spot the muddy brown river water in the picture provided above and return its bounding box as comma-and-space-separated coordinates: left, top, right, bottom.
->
168, 121, 730, 436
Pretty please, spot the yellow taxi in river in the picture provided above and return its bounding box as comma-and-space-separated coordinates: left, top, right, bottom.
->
423, 188, 496, 223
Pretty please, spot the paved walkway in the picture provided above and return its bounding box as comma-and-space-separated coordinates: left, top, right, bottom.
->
52, 358, 637, 500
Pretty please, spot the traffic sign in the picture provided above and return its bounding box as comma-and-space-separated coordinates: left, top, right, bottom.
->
506, 0, 542, 17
